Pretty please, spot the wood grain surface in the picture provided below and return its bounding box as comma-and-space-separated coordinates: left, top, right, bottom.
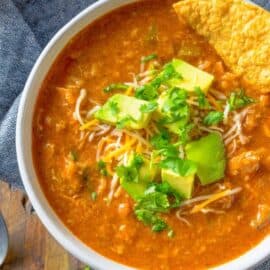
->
0, 181, 85, 270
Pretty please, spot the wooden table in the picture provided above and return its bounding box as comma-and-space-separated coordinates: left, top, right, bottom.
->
0, 181, 85, 270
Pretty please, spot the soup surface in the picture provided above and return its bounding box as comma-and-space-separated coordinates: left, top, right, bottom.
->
33, 0, 270, 269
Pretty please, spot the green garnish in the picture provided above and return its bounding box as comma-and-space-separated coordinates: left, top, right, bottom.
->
69, 150, 78, 162
108, 101, 119, 116
83, 266, 91, 270
228, 89, 255, 111
203, 111, 224, 126
141, 54, 158, 63
140, 101, 158, 113
159, 87, 189, 124
195, 87, 210, 109
160, 157, 197, 177
134, 182, 181, 233
116, 115, 136, 129
135, 209, 167, 232
150, 129, 171, 149
116, 154, 144, 183
91, 192, 97, 201
135, 63, 182, 101
97, 160, 108, 176
103, 83, 129, 93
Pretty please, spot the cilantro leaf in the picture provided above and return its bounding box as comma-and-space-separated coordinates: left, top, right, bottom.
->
160, 157, 197, 177
116, 165, 138, 183
160, 87, 189, 124
150, 130, 171, 149
103, 83, 129, 93
194, 87, 210, 109
140, 101, 158, 113
136, 192, 170, 213
108, 101, 119, 116
141, 54, 158, 63
116, 116, 136, 129
177, 123, 194, 145
131, 154, 144, 169
228, 89, 255, 111
135, 209, 167, 232
135, 62, 182, 101
97, 160, 108, 176
203, 111, 224, 126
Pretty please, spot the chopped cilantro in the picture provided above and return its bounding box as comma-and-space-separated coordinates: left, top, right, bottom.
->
141, 54, 158, 63
103, 83, 129, 93
69, 150, 78, 162
159, 87, 189, 125
135, 62, 182, 101
203, 111, 224, 126
150, 129, 171, 149
131, 154, 144, 169
140, 101, 158, 113
108, 101, 119, 116
194, 87, 210, 109
116, 116, 136, 129
97, 160, 108, 176
135, 209, 167, 232
228, 89, 255, 111
134, 182, 181, 233
160, 157, 197, 177
91, 192, 97, 201
116, 165, 138, 183
116, 154, 143, 183
177, 123, 194, 145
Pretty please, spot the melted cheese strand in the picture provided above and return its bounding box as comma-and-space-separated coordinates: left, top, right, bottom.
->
190, 187, 242, 214
74, 88, 87, 124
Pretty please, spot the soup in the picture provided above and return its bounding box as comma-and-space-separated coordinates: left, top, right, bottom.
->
32, 0, 270, 269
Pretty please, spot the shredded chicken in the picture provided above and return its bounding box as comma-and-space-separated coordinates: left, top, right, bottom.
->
250, 204, 270, 230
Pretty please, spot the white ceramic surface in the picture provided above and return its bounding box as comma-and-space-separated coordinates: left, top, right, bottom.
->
16, 0, 270, 269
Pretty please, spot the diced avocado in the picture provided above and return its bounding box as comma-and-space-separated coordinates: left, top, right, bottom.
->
161, 169, 195, 199
95, 94, 153, 129
169, 59, 214, 93
120, 154, 159, 200
185, 133, 225, 185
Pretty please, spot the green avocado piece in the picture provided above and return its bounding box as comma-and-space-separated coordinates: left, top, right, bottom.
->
185, 133, 226, 185
95, 94, 153, 129
120, 154, 159, 200
161, 169, 195, 199
169, 59, 214, 93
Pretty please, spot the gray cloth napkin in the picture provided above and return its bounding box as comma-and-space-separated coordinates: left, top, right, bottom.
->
0, 0, 270, 269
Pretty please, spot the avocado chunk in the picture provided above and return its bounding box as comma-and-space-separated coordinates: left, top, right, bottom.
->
95, 94, 153, 129
169, 59, 214, 93
120, 154, 159, 200
185, 133, 225, 185
162, 169, 195, 199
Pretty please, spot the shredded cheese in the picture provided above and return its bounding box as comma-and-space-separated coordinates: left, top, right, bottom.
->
80, 119, 99, 131
190, 187, 242, 214
74, 88, 87, 124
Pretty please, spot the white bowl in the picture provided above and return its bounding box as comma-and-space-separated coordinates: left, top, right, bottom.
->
16, 0, 270, 269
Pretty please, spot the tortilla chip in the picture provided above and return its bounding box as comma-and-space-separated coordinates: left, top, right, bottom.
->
174, 0, 270, 93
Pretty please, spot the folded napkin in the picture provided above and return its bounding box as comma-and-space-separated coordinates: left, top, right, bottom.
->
0, 0, 269, 268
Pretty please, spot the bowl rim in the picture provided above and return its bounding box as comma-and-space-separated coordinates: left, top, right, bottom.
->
16, 0, 270, 269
